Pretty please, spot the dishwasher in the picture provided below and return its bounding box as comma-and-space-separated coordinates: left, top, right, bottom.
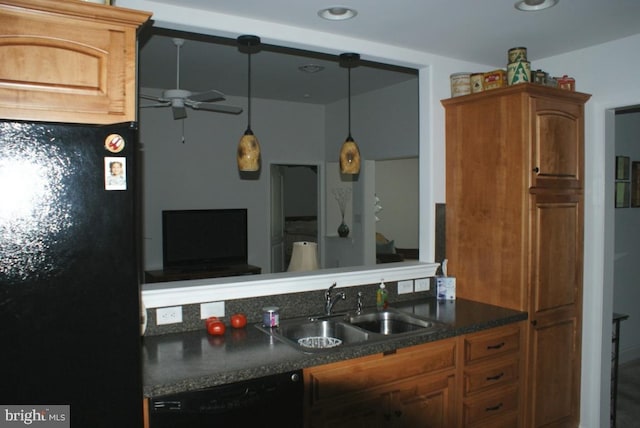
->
148, 370, 303, 427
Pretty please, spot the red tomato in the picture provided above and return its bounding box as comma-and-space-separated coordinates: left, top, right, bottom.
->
230, 313, 247, 329
206, 317, 226, 336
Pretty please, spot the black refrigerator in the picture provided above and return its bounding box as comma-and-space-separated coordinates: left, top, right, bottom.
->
0, 120, 143, 427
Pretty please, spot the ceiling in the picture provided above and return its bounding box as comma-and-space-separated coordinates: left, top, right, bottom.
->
136, 0, 640, 105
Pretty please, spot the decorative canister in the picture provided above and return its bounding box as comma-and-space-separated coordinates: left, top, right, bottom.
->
470, 73, 484, 93
556, 75, 576, 91
450, 72, 471, 97
508, 47, 527, 64
262, 306, 280, 328
534, 69, 547, 85
507, 60, 531, 85
483, 69, 507, 90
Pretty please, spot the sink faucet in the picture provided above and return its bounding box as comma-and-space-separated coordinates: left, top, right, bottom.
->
324, 283, 346, 315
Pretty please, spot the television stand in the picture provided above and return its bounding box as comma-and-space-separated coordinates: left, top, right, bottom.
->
144, 264, 261, 283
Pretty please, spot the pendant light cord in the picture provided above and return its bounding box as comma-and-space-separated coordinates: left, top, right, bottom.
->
247, 44, 252, 132
347, 66, 352, 138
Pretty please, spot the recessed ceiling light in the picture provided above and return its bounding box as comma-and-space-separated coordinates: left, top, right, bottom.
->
318, 7, 358, 21
298, 64, 325, 73
514, 0, 558, 11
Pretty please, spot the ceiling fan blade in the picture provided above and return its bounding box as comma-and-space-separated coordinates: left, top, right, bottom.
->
188, 89, 226, 103
192, 102, 243, 115
172, 106, 187, 120
140, 93, 165, 102
140, 101, 171, 108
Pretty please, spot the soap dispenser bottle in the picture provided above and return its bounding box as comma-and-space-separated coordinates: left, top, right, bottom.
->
376, 280, 388, 310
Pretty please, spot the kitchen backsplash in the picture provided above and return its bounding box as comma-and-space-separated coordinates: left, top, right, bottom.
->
144, 281, 435, 336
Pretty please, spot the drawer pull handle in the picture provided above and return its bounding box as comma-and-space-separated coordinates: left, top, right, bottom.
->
485, 402, 503, 412
486, 372, 505, 381
487, 342, 505, 350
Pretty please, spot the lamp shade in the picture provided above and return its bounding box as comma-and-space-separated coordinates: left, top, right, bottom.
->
237, 129, 260, 171
340, 135, 360, 174
287, 241, 319, 272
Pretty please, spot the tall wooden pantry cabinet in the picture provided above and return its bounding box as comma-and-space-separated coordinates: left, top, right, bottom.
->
442, 83, 590, 428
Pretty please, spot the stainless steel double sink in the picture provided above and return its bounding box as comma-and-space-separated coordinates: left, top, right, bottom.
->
256, 307, 446, 353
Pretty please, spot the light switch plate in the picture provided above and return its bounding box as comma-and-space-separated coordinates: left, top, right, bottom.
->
201, 301, 225, 319
398, 280, 414, 294
415, 278, 430, 292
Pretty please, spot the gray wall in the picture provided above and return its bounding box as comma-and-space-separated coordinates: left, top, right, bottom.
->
614, 110, 640, 363
140, 79, 418, 274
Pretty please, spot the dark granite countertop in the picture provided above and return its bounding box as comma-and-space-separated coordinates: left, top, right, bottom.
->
142, 297, 527, 397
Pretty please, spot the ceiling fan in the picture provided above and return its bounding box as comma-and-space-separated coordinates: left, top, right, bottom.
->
140, 38, 242, 120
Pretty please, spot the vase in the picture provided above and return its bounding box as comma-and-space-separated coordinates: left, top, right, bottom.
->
338, 221, 349, 237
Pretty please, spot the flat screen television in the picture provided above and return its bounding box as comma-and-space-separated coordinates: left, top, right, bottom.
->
162, 209, 248, 270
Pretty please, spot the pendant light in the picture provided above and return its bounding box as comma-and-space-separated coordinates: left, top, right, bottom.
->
339, 53, 361, 175
237, 35, 261, 172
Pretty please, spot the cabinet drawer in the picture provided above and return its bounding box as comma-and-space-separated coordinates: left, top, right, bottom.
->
463, 384, 519, 426
464, 356, 519, 396
305, 339, 456, 405
467, 411, 519, 428
464, 324, 520, 363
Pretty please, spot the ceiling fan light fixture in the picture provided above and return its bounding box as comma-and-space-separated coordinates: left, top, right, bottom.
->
514, 0, 558, 11
318, 7, 358, 21
237, 35, 262, 172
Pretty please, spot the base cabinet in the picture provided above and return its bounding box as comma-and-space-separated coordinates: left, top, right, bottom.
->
304, 323, 525, 428
304, 339, 457, 427
307, 373, 455, 428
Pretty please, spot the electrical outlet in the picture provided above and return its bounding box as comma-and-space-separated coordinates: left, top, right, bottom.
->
415, 278, 430, 292
156, 306, 183, 325
398, 280, 414, 294
200, 301, 225, 319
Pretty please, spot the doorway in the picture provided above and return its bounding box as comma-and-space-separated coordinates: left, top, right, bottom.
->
270, 164, 320, 273
612, 105, 640, 363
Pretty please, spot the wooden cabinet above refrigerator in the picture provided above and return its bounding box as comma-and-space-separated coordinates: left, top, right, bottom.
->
0, 0, 151, 124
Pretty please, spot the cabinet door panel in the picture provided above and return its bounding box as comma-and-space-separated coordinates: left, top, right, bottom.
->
392, 374, 455, 428
532, 194, 582, 313
0, 1, 150, 124
308, 393, 385, 428
531, 97, 584, 189
530, 319, 579, 427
